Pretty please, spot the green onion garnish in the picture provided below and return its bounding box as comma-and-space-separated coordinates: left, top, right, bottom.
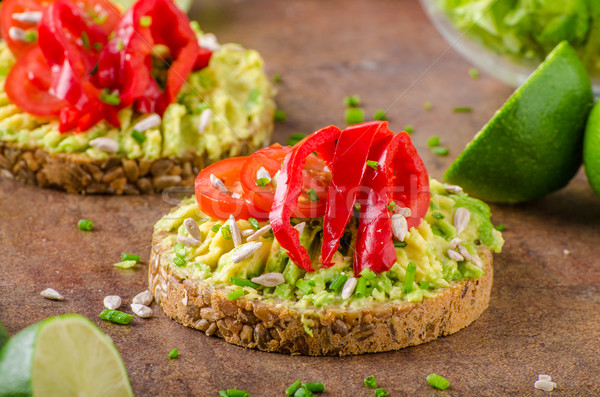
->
121, 253, 140, 263
429, 201, 439, 210
293, 386, 312, 397
98, 89, 121, 106
359, 268, 376, 280
230, 276, 260, 289
99, 309, 132, 325
402, 262, 417, 294
394, 241, 407, 248
131, 129, 147, 144
364, 375, 377, 388
432, 146, 449, 156
227, 289, 245, 301
139, 16, 152, 27
211, 224, 222, 233
274, 109, 287, 122
386, 201, 396, 212
453, 106, 472, 113
468, 67, 479, 79
426, 135, 440, 147
424, 101, 433, 110
403, 125, 414, 134
286, 380, 302, 396
221, 225, 232, 240
24, 31, 37, 43
307, 188, 319, 202
354, 277, 367, 298
345, 108, 365, 125
248, 218, 259, 230
113, 260, 137, 269
296, 279, 313, 295
373, 109, 387, 121
287, 133, 307, 146
174, 243, 185, 257
420, 281, 430, 290
375, 388, 389, 396
366, 160, 378, 170
273, 73, 282, 84
304, 382, 325, 393
168, 348, 178, 359
427, 373, 450, 390
77, 219, 94, 231
432, 212, 444, 220
93, 42, 102, 51
256, 177, 270, 188
344, 95, 361, 107
173, 256, 186, 267
224, 389, 249, 397
80, 32, 90, 49
495, 224, 506, 231
329, 274, 348, 292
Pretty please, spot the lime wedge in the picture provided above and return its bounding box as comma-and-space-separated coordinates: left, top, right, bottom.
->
584, 100, 600, 197
444, 41, 594, 203
0, 314, 133, 397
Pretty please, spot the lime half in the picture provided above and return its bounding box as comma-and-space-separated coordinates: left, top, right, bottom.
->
0, 314, 133, 397
584, 100, 600, 197
444, 41, 594, 203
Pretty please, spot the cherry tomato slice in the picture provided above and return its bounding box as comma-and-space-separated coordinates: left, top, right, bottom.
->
240, 144, 331, 218
195, 157, 268, 221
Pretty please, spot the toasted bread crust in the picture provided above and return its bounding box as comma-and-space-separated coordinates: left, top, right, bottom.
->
148, 229, 494, 356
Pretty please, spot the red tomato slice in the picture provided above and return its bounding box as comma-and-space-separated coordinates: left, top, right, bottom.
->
195, 157, 268, 221
240, 144, 331, 218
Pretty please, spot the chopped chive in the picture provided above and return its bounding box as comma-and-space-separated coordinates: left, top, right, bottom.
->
230, 276, 260, 289
432, 146, 449, 156
225, 389, 249, 397
286, 380, 302, 396
393, 241, 407, 248
304, 382, 324, 393
211, 224, 222, 233
432, 212, 445, 220
296, 279, 313, 295
99, 309, 132, 325
274, 109, 287, 122
121, 253, 140, 263
344, 95, 361, 107
329, 274, 348, 291
139, 16, 152, 27
354, 277, 367, 298
93, 42, 102, 51
168, 348, 178, 359
364, 375, 377, 388
24, 31, 37, 43
402, 262, 417, 293
420, 281, 430, 290
173, 256, 186, 267
174, 243, 185, 257
98, 89, 121, 106
248, 218, 259, 230
345, 108, 365, 125
495, 224, 506, 231
273, 73, 282, 84
366, 160, 378, 170
80, 32, 90, 50
294, 387, 312, 397
113, 260, 137, 269
427, 373, 450, 390
131, 129, 147, 144
424, 101, 433, 110
307, 188, 319, 202
221, 225, 232, 240
386, 201, 396, 212
359, 268, 376, 280
256, 177, 270, 187
375, 388, 388, 396
453, 106, 472, 113
426, 135, 440, 147
429, 201, 439, 210
373, 109, 387, 121
227, 289, 245, 301
403, 125, 414, 134
287, 133, 307, 146
468, 67, 479, 79
77, 219, 94, 231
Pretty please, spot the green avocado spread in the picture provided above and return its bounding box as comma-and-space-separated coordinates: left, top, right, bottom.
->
155, 179, 504, 320
0, 27, 275, 161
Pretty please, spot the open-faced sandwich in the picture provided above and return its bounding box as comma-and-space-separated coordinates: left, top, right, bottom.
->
0, 0, 275, 194
149, 121, 504, 356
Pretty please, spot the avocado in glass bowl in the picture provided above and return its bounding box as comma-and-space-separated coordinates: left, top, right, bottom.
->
420, 0, 600, 94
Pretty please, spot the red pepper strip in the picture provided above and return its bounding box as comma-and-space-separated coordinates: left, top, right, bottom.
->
382, 132, 430, 229
320, 121, 385, 267
270, 126, 342, 272
353, 127, 397, 275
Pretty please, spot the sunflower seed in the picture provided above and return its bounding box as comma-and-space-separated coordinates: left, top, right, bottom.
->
251, 272, 285, 287
210, 174, 228, 194
396, 207, 412, 217
132, 114, 161, 133
241, 229, 255, 238
184, 218, 202, 241
198, 109, 213, 134
294, 222, 306, 235
538, 375, 552, 382
229, 215, 242, 247
132, 290, 153, 306
449, 237, 462, 250
131, 303, 153, 318
89, 137, 119, 153
445, 184, 463, 194
8, 27, 30, 42
458, 244, 483, 268
232, 242, 262, 263
534, 380, 556, 392
177, 235, 201, 247
247, 224, 272, 242
391, 214, 408, 241
198, 33, 220, 51
231, 192, 241, 199
454, 207, 471, 235
103, 295, 122, 310
272, 170, 281, 186
12, 12, 43, 24
256, 166, 271, 184
447, 249, 464, 262
182, 289, 188, 306
40, 288, 64, 301
341, 277, 357, 300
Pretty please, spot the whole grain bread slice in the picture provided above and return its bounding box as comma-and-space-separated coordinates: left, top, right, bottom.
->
148, 228, 493, 356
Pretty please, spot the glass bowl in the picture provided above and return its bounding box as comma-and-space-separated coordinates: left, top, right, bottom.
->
420, 0, 600, 95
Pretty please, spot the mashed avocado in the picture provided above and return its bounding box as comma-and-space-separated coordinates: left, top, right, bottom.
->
0, 29, 275, 161
155, 179, 504, 311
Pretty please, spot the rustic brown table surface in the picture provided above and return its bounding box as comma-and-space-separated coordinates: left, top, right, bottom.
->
2, 0, 600, 396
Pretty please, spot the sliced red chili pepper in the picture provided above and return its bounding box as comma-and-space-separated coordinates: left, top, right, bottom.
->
320, 121, 385, 267
270, 126, 341, 272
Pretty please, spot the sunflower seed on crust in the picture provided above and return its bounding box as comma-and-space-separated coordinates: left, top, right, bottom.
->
445, 184, 463, 194
341, 277, 357, 300
8, 27, 30, 42
396, 207, 412, 218
198, 109, 213, 134
12, 12, 43, 24
132, 114, 161, 133
256, 166, 271, 183
251, 272, 285, 287
534, 380, 556, 392
241, 229, 255, 238
232, 242, 262, 263
183, 218, 202, 241
447, 249, 464, 262
294, 222, 306, 235
247, 224, 272, 242
231, 192, 241, 199
198, 33, 220, 51
133, 290, 153, 306
454, 207, 471, 235
177, 235, 201, 247
272, 170, 281, 186
210, 174, 228, 194
131, 303, 153, 318
538, 375, 552, 382
458, 244, 483, 268
391, 214, 408, 241
229, 215, 242, 247
40, 288, 64, 301
449, 237, 462, 250
89, 137, 119, 153
103, 295, 122, 310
